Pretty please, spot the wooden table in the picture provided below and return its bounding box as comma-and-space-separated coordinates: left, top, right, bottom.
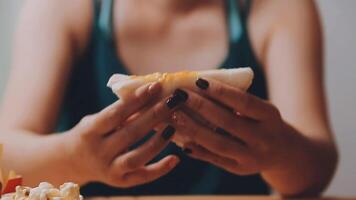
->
92, 196, 355, 200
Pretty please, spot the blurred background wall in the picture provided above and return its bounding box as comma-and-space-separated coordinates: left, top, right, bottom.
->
0, 0, 355, 197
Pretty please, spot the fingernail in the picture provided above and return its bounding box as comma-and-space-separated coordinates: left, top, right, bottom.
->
173, 89, 188, 102
166, 90, 187, 109
161, 125, 176, 140
183, 148, 192, 154
166, 95, 181, 109
196, 78, 209, 90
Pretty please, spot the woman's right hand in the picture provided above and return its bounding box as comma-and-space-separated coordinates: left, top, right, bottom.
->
62, 82, 184, 188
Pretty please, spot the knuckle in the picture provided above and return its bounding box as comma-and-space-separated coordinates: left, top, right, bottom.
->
107, 106, 123, 122
120, 157, 138, 171
214, 85, 226, 97
146, 138, 162, 154
80, 115, 96, 127
219, 115, 236, 131
139, 171, 151, 182
186, 119, 199, 139
241, 152, 259, 169
152, 105, 162, 119
135, 83, 150, 98
136, 91, 149, 105
108, 174, 128, 188
269, 104, 281, 118
119, 127, 131, 138
152, 104, 163, 119
192, 97, 205, 112
155, 134, 168, 147
241, 93, 252, 112
78, 115, 97, 136
213, 140, 229, 154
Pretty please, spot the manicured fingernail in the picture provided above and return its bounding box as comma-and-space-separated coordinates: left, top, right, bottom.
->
166, 90, 187, 109
183, 148, 192, 154
161, 125, 176, 140
166, 95, 181, 109
173, 89, 188, 102
196, 78, 209, 90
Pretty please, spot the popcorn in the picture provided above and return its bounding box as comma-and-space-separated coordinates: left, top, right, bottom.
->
1, 182, 83, 200
0, 144, 83, 200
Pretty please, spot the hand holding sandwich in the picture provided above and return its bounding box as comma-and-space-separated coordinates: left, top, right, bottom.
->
64, 82, 181, 188
171, 78, 335, 196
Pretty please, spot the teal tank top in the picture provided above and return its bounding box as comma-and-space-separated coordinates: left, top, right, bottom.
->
58, 0, 269, 196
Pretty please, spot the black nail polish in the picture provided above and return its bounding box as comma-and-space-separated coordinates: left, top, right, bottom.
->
183, 148, 192, 154
173, 89, 188, 102
162, 125, 176, 140
166, 90, 187, 109
166, 95, 182, 109
196, 78, 209, 90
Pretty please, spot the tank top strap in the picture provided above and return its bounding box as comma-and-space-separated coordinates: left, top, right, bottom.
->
226, 0, 243, 43
96, 0, 115, 42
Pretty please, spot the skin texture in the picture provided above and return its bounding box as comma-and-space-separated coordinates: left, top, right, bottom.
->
0, 0, 337, 197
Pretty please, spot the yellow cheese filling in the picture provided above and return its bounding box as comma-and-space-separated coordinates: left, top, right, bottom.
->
131, 71, 198, 84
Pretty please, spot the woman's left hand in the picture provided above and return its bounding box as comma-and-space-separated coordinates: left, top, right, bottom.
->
171, 78, 301, 175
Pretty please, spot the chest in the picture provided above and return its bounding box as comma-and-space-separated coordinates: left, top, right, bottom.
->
112, 1, 229, 75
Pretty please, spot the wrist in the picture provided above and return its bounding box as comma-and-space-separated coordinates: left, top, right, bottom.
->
58, 131, 89, 186
261, 123, 337, 196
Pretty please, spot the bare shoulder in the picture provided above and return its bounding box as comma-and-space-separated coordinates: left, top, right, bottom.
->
248, 0, 321, 65
20, 0, 94, 52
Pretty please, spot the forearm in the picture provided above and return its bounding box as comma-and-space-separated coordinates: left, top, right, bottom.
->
261, 124, 338, 197
0, 128, 81, 187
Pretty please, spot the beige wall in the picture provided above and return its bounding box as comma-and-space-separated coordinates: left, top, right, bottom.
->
317, 0, 356, 196
0, 1, 22, 93
0, 0, 355, 197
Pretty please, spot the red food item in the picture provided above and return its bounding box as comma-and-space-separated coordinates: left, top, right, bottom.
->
2, 177, 22, 194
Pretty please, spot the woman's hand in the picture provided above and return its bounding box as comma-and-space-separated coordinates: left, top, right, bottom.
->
63, 82, 185, 188
171, 78, 303, 175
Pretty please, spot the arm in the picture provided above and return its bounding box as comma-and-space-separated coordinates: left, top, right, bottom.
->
0, 0, 178, 188
0, 0, 83, 185
169, 0, 337, 197
257, 0, 337, 196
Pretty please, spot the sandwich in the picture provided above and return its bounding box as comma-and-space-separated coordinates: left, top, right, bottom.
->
107, 67, 254, 146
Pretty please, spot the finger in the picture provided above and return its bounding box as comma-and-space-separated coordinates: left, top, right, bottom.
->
119, 155, 179, 188
111, 125, 175, 171
109, 89, 187, 150
195, 78, 275, 120
183, 144, 251, 175
172, 111, 248, 161
80, 82, 162, 135
182, 89, 260, 142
